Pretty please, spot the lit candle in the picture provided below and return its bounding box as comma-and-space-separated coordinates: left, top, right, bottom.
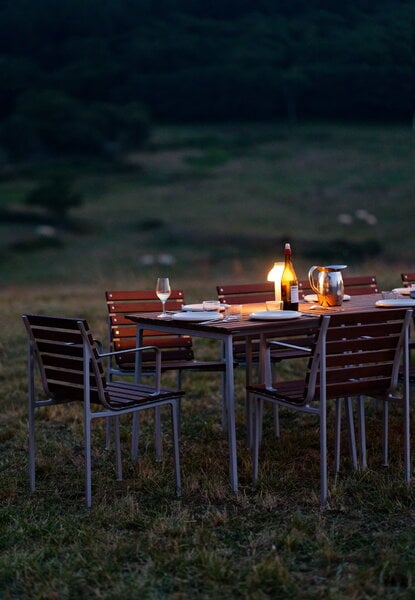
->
267, 262, 284, 302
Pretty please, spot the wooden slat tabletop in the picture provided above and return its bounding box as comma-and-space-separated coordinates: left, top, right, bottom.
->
127, 293, 396, 336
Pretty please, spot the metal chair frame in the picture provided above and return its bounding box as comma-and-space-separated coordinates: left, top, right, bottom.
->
23, 314, 183, 508
248, 308, 412, 506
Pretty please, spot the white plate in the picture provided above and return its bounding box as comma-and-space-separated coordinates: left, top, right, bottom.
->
249, 310, 302, 320
182, 303, 226, 311
375, 299, 415, 308
170, 311, 224, 321
392, 288, 410, 296
303, 294, 351, 303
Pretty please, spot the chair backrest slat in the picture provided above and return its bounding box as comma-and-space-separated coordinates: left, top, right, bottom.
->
299, 274, 378, 299
401, 272, 415, 286
319, 378, 393, 399
107, 290, 184, 302
216, 282, 275, 305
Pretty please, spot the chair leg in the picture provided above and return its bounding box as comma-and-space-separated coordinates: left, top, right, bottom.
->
334, 398, 341, 472
257, 399, 265, 445
271, 363, 280, 438
403, 336, 411, 482
335, 398, 358, 471
176, 370, 183, 438
245, 351, 253, 447
345, 397, 358, 470
28, 408, 36, 492
404, 392, 411, 483
252, 398, 262, 485
114, 416, 122, 481
155, 407, 163, 461
84, 414, 93, 509
28, 347, 36, 492
320, 403, 328, 507
273, 405, 280, 438
171, 400, 182, 497
29, 415, 36, 492
383, 401, 389, 467
245, 390, 253, 448
221, 371, 228, 432
357, 396, 367, 469
105, 417, 111, 451
131, 413, 140, 461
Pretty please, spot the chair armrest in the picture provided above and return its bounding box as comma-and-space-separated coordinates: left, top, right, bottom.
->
99, 345, 160, 358
268, 340, 313, 353
263, 340, 312, 387
99, 346, 162, 390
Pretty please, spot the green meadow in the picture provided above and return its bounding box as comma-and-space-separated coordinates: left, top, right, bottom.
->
1, 122, 415, 598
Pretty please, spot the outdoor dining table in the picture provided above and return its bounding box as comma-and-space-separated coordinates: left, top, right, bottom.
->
127, 293, 406, 493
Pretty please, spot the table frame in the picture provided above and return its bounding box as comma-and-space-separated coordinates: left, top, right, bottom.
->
127, 294, 393, 492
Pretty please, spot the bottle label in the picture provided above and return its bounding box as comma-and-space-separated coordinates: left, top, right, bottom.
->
290, 285, 299, 304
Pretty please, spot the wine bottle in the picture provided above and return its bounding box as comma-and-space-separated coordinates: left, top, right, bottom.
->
281, 242, 299, 311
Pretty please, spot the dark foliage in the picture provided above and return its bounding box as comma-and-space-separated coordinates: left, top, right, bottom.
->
25, 174, 83, 219
0, 0, 413, 159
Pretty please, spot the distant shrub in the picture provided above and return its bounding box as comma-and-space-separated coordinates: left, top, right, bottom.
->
25, 175, 83, 220
89, 101, 150, 155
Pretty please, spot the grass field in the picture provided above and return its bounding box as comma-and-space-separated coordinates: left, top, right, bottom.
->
1, 122, 415, 598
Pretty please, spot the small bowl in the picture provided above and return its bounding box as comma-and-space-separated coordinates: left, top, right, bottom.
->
225, 304, 243, 319
202, 300, 221, 311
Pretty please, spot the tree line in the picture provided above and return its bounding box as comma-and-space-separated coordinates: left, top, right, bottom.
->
0, 0, 413, 160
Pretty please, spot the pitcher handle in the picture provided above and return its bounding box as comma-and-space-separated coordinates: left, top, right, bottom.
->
308, 266, 319, 295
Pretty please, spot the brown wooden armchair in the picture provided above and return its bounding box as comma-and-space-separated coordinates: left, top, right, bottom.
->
105, 290, 228, 451
248, 308, 412, 506
106, 290, 226, 384
23, 313, 183, 508
216, 281, 315, 444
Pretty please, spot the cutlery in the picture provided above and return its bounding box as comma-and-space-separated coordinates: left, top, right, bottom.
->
199, 317, 224, 325
199, 315, 241, 325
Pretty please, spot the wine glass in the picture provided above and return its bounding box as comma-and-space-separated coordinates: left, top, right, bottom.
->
156, 277, 171, 318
